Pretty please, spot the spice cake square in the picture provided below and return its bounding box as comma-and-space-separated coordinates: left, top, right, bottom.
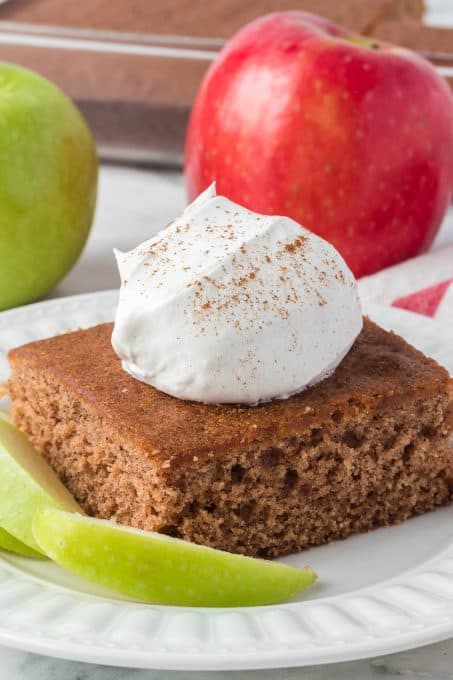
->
7, 317, 453, 558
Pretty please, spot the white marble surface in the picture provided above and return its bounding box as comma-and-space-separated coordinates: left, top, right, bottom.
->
1, 636, 453, 679
53, 167, 186, 298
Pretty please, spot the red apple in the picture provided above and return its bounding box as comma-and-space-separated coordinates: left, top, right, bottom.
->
185, 12, 453, 277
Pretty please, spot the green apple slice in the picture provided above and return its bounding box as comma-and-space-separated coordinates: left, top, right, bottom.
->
0, 526, 42, 558
0, 416, 82, 553
33, 508, 317, 607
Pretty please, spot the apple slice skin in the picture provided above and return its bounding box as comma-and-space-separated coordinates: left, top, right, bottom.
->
33, 508, 317, 607
0, 411, 43, 555
0, 416, 81, 553
0, 526, 42, 558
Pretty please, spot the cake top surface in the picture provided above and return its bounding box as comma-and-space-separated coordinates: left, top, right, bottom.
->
8, 318, 451, 467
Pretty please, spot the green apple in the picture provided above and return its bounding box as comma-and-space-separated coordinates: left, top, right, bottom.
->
0, 62, 97, 310
0, 416, 82, 553
33, 508, 317, 606
0, 526, 42, 558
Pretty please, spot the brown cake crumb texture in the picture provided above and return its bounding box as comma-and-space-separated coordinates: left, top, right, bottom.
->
7, 318, 453, 558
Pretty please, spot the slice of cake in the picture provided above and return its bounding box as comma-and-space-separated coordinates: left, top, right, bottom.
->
7, 317, 453, 558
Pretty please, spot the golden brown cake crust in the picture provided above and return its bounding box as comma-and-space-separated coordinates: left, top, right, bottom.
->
7, 318, 453, 557
7, 318, 451, 468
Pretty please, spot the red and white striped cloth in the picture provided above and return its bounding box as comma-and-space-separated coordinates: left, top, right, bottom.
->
358, 246, 453, 322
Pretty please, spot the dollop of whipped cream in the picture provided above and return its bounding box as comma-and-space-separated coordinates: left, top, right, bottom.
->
112, 184, 362, 404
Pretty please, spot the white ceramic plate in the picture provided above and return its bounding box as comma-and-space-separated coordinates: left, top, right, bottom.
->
0, 291, 452, 671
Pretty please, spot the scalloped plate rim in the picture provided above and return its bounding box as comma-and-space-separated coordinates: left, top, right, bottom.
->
0, 290, 451, 670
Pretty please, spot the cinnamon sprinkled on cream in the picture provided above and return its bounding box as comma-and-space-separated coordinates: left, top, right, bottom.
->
112, 183, 362, 404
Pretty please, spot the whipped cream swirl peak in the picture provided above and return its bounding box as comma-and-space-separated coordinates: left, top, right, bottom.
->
112, 183, 362, 404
